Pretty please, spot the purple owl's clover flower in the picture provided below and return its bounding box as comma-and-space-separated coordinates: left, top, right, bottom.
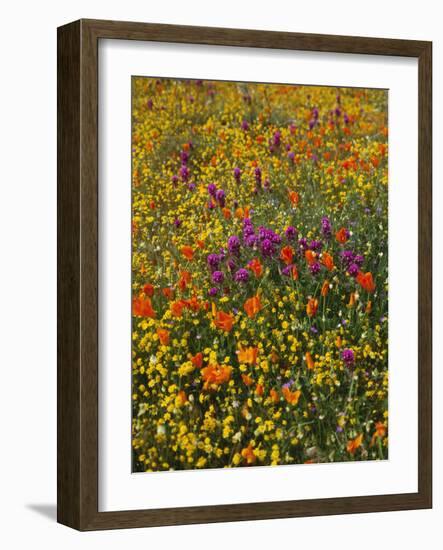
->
243, 220, 254, 235
321, 216, 332, 238
348, 263, 359, 277
215, 189, 226, 207
309, 262, 321, 276
271, 232, 282, 245
208, 287, 218, 297
227, 235, 241, 256
207, 253, 221, 271
207, 183, 217, 196
282, 264, 294, 277
285, 226, 297, 241
244, 235, 258, 248
261, 238, 275, 257
298, 237, 308, 252
211, 271, 225, 284
309, 240, 323, 252
341, 250, 355, 267
179, 164, 190, 182
254, 167, 262, 187
234, 268, 250, 283
233, 167, 241, 182
342, 348, 355, 367
241, 119, 249, 131
227, 259, 236, 272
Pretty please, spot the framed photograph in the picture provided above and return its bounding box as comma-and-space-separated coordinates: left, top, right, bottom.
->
57, 19, 432, 530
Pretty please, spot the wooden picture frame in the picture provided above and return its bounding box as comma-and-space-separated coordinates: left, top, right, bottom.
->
57, 18, 432, 530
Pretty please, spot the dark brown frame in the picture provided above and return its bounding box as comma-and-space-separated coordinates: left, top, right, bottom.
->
57, 18, 432, 531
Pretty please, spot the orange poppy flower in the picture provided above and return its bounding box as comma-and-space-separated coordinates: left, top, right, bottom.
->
241, 444, 256, 465
289, 264, 299, 280
181, 245, 194, 261
175, 390, 187, 407
288, 190, 300, 207
255, 384, 264, 397
348, 292, 357, 307
156, 328, 170, 346
247, 258, 263, 277
244, 295, 262, 319
335, 227, 350, 244
241, 373, 254, 386
171, 300, 185, 318
371, 155, 380, 168
142, 283, 155, 297
306, 297, 319, 317
178, 270, 192, 291
235, 206, 250, 220
347, 433, 363, 455
269, 389, 279, 404
185, 295, 200, 312
214, 311, 234, 332
238, 346, 259, 365
201, 363, 232, 389
365, 300, 372, 313
370, 422, 387, 446
282, 386, 302, 405
191, 352, 203, 368
280, 245, 294, 265
133, 296, 156, 318
222, 207, 231, 220
305, 250, 317, 265
321, 280, 329, 297
321, 252, 334, 271
162, 287, 174, 300
305, 352, 315, 370
356, 271, 376, 293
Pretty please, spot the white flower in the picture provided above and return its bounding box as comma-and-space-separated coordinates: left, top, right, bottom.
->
232, 431, 242, 443
157, 424, 166, 435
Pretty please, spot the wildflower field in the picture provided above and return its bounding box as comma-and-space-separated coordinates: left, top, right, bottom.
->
131, 77, 388, 472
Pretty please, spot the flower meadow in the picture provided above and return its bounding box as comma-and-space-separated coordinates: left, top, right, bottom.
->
131, 77, 388, 472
